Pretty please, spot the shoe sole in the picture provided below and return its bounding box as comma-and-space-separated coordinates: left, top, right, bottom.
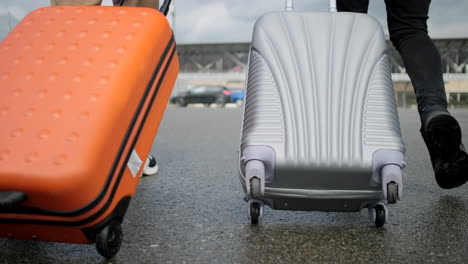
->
426, 115, 468, 189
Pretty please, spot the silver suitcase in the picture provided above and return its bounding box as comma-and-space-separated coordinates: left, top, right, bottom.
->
239, 7, 405, 227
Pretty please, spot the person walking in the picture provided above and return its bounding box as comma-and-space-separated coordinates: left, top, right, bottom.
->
338, 0, 468, 189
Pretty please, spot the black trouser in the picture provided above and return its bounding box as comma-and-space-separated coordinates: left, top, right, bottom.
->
337, 0, 447, 120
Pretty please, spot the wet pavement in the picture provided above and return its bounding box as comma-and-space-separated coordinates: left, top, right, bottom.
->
1, 107, 468, 263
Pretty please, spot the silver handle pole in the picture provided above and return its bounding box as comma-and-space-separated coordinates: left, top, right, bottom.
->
329, 0, 337, 12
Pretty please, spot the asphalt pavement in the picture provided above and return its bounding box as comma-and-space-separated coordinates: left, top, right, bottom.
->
1, 107, 468, 263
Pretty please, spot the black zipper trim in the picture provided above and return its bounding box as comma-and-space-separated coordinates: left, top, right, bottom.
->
0, 36, 176, 226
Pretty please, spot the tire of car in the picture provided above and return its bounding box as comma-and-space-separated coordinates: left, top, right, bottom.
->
215, 97, 226, 108
176, 97, 187, 107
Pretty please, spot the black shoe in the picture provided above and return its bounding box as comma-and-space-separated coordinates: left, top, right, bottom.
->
421, 111, 468, 189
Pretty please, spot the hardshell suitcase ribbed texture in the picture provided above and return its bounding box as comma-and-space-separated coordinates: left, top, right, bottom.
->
0, 5, 178, 256
239, 11, 405, 226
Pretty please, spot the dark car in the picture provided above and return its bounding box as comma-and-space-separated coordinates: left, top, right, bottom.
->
172, 85, 232, 107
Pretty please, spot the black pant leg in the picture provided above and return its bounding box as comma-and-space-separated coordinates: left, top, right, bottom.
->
336, 0, 369, 13
384, 0, 447, 118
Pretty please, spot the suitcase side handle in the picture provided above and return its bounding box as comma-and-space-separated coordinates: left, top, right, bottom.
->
116, 0, 172, 16
0, 191, 26, 209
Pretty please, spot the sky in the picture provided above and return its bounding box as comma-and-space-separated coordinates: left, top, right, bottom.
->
0, 0, 467, 43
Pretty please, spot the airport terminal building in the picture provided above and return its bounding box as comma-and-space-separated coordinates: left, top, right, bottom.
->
175, 38, 468, 107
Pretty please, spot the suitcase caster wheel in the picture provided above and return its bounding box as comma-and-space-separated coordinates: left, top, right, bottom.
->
250, 202, 261, 224
387, 182, 398, 204
142, 155, 158, 177
374, 205, 386, 228
250, 177, 261, 199
96, 219, 123, 259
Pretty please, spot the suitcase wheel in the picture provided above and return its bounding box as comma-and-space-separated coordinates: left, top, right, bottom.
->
387, 182, 398, 204
250, 177, 261, 199
249, 202, 261, 224
96, 219, 123, 259
374, 204, 386, 227
381, 164, 402, 204
368, 203, 387, 228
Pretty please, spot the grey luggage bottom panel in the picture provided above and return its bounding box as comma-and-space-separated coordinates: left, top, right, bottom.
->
270, 166, 374, 190
263, 188, 382, 212
239, 173, 383, 212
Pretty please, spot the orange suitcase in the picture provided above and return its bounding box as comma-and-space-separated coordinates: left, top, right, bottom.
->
0, 1, 178, 258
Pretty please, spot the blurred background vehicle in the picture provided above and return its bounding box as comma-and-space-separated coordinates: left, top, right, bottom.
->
229, 88, 245, 105
171, 85, 232, 107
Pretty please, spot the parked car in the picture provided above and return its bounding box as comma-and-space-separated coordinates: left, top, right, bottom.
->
172, 85, 232, 107
169, 95, 178, 104
229, 88, 245, 105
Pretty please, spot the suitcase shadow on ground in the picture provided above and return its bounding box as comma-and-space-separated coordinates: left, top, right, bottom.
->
0, 239, 103, 264
239, 195, 468, 263
242, 221, 389, 263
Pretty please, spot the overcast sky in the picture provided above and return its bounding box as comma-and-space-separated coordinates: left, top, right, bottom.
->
1, 0, 467, 43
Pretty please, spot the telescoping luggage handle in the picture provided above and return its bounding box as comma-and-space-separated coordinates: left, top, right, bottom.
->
117, 0, 173, 16
159, 0, 172, 16
286, 0, 337, 12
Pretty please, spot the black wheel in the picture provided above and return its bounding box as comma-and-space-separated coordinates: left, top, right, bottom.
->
215, 97, 226, 108
250, 202, 261, 224
375, 205, 386, 228
387, 182, 398, 204
176, 98, 187, 107
96, 219, 123, 259
250, 177, 261, 199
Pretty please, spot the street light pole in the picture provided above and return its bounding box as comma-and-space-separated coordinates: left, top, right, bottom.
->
329, 0, 337, 12
285, 0, 293, 11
